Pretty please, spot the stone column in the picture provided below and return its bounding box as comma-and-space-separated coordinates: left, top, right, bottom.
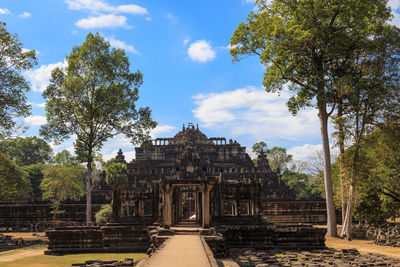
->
201, 184, 212, 228
164, 184, 173, 228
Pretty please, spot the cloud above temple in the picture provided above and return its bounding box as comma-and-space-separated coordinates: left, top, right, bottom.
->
192, 86, 320, 142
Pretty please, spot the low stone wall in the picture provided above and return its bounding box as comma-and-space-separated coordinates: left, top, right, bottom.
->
206, 224, 326, 258
45, 223, 150, 255
353, 222, 400, 247
230, 248, 400, 266
72, 258, 139, 267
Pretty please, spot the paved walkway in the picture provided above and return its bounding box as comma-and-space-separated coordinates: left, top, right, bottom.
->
138, 235, 211, 267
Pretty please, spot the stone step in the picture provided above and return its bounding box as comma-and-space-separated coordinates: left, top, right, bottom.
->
174, 223, 201, 228
174, 229, 200, 235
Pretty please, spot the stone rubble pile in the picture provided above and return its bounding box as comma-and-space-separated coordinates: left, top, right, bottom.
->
353, 223, 400, 247
231, 248, 400, 267
71, 258, 139, 267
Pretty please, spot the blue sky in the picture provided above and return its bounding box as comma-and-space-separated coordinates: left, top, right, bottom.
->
1, 0, 400, 162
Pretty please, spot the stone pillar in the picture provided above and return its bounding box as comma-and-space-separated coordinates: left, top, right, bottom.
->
164, 184, 173, 228
201, 184, 212, 228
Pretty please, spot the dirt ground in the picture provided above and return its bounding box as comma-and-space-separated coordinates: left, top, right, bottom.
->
0, 244, 46, 263
326, 237, 400, 259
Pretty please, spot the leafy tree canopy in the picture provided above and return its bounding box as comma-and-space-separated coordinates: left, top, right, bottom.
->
281, 169, 324, 199
252, 141, 267, 155
266, 146, 292, 172
0, 136, 53, 166
22, 164, 45, 199
0, 153, 32, 201
54, 149, 77, 165
106, 162, 128, 189
40, 164, 85, 224
40, 32, 156, 224
0, 21, 37, 136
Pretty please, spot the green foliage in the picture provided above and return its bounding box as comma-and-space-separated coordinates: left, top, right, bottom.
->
95, 204, 112, 225
252, 141, 267, 155
335, 124, 400, 222
106, 163, 127, 189
22, 164, 45, 199
281, 169, 324, 199
266, 146, 292, 172
230, 0, 393, 112
0, 136, 53, 166
39, 32, 156, 223
40, 32, 157, 163
54, 149, 77, 165
0, 21, 37, 136
0, 153, 32, 201
40, 164, 85, 224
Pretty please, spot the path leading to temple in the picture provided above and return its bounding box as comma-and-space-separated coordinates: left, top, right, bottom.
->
137, 235, 213, 267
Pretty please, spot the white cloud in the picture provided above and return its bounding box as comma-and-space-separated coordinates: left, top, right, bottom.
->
23, 115, 47, 126
106, 37, 140, 55
183, 35, 191, 46
220, 44, 236, 50
287, 144, 322, 161
76, 14, 128, 29
28, 102, 46, 108
0, 8, 10, 15
23, 61, 67, 93
116, 5, 147, 15
66, 0, 147, 15
187, 40, 216, 63
192, 86, 320, 141
145, 17, 152, 21
151, 125, 176, 138
164, 13, 178, 24
19, 11, 31, 18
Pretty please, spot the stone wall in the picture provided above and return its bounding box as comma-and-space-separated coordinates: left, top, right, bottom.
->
263, 200, 327, 224
0, 190, 111, 230
45, 223, 150, 255
353, 222, 400, 247
205, 224, 326, 258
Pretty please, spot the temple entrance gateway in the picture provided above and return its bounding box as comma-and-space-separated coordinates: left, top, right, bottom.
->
173, 185, 201, 226
162, 180, 213, 228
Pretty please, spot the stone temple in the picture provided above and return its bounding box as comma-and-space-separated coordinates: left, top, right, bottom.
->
113, 122, 313, 227
46, 123, 327, 255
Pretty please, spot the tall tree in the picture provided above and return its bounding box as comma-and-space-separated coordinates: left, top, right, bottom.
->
0, 136, 53, 166
40, 164, 85, 225
0, 21, 37, 136
339, 49, 400, 239
230, 0, 392, 236
106, 162, 128, 222
40, 33, 156, 225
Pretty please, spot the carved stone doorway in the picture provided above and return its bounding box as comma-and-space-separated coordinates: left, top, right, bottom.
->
173, 185, 202, 226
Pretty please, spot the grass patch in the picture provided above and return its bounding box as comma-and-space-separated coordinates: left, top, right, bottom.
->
0, 252, 147, 267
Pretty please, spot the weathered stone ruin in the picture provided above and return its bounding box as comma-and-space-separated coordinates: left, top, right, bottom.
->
352, 222, 400, 247
45, 123, 327, 255
230, 248, 400, 266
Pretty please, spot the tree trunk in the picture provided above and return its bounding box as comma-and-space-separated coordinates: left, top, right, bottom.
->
337, 101, 347, 225
86, 162, 92, 226
341, 138, 360, 240
318, 103, 337, 237
341, 178, 355, 240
